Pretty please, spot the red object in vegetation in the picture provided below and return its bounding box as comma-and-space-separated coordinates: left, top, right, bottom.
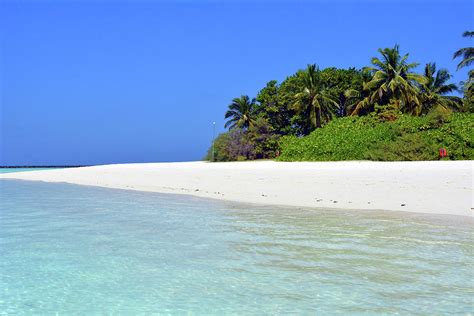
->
439, 148, 448, 158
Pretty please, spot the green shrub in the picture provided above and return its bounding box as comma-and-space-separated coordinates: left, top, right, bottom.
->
366, 133, 438, 161
278, 116, 394, 161
206, 118, 281, 162
278, 113, 474, 161
424, 113, 474, 159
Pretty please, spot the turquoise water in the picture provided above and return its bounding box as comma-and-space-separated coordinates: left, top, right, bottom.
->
1, 180, 473, 314
0, 168, 56, 174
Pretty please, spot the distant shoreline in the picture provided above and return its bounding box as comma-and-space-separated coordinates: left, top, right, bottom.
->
0, 165, 89, 169
1, 160, 472, 217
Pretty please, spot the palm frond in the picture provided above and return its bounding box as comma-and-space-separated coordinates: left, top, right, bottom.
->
462, 31, 474, 38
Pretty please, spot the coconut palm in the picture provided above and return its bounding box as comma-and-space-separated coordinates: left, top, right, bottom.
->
343, 70, 373, 115
351, 45, 426, 116
454, 31, 474, 104
419, 63, 461, 113
224, 95, 256, 130
292, 64, 338, 130
453, 31, 474, 70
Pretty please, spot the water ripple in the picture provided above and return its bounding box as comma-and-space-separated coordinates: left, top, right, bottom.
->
1, 180, 473, 314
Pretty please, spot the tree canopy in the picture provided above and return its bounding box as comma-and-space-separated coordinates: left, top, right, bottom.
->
224, 95, 256, 130
210, 38, 472, 161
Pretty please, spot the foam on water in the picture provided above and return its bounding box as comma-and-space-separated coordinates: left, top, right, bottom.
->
1, 180, 473, 314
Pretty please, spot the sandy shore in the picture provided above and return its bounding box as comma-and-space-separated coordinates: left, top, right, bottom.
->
1, 161, 473, 217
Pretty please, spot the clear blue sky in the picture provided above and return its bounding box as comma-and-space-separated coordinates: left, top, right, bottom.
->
1, 0, 472, 165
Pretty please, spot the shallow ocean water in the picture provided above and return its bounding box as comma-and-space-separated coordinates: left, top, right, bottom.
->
0, 179, 473, 314
0, 168, 56, 174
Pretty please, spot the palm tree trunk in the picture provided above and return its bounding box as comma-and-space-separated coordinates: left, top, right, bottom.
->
316, 108, 322, 128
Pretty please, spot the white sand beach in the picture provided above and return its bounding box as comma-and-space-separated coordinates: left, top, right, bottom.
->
1, 161, 472, 217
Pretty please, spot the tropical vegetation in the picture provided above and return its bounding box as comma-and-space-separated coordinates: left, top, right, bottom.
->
453, 31, 474, 111
278, 111, 473, 161
350, 45, 426, 116
224, 95, 257, 130
418, 63, 461, 113
206, 32, 474, 162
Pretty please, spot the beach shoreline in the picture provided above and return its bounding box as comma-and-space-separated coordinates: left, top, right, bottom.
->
1, 160, 472, 217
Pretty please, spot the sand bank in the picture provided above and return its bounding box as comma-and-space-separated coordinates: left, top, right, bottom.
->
1, 161, 472, 217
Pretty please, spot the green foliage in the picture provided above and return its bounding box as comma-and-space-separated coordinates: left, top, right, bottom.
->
254, 80, 294, 135
454, 31, 474, 112
351, 45, 426, 116
320, 67, 365, 116
206, 118, 281, 162
292, 64, 339, 130
320, 67, 363, 96
224, 95, 256, 130
253, 67, 365, 136
205, 132, 232, 162
246, 117, 280, 159
453, 31, 474, 70
373, 102, 402, 122
210, 42, 474, 161
366, 133, 438, 161
278, 113, 474, 161
423, 113, 474, 159
418, 63, 461, 114
278, 116, 393, 161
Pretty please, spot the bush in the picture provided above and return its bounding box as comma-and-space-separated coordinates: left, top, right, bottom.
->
278, 116, 395, 161
278, 113, 474, 161
205, 118, 281, 162
246, 117, 280, 159
205, 129, 253, 162
424, 113, 474, 159
366, 133, 438, 161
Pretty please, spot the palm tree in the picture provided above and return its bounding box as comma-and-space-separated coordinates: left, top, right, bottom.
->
224, 95, 256, 130
343, 70, 372, 115
453, 31, 474, 70
453, 31, 474, 104
351, 45, 426, 116
292, 64, 338, 129
419, 63, 461, 113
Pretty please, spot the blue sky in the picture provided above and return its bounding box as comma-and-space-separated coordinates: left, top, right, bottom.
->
1, 0, 472, 165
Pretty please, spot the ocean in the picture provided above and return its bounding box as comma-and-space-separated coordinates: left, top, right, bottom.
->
0, 168, 56, 174
0, 177, 473, 314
